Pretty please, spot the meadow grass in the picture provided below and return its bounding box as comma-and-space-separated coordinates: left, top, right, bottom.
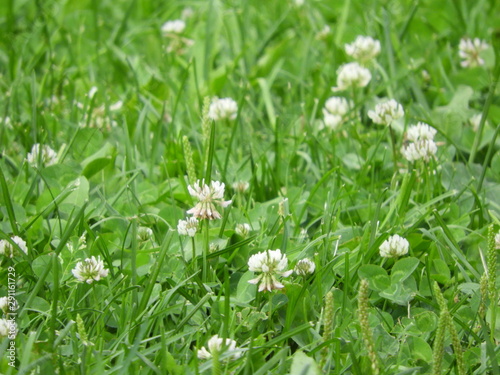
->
0, 0, 500, 374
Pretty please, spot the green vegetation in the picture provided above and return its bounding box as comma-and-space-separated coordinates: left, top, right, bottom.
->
0, 0, 500, 373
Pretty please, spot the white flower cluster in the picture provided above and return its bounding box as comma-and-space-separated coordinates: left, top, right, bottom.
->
26, 144, 57, 167
368, 99, 404, 126
334, 62, 371, 91
235, 223, 251, 238
468, 114, 486, 132
0, 318, 17, 338
161, 20, 186, 35
187, 180, 232, 220
379, 235, 409, 258
294, 258, 315, 276
137, 227, 154, 243
0, 236, 28, 258
232, 180, 249, 193
459, 38, 489, 68
72, 256, 109, 284
322, 96, 352, 130
345, 36, 381, 63
0, 297, 18, 314
401, 122, 438, 162
208, 97, 238, 121
197, 334, 241, 360
177, 217, 199, 237
248, 249, 292, 292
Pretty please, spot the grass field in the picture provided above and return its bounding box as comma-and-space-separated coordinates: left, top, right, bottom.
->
1, 0, 500, 374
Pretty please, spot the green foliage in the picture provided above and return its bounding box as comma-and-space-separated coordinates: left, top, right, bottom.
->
0, 0, 500, 374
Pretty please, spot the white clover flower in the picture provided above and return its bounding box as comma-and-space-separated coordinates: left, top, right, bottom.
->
368, 99, 404, 126
334, 62, 371, 91
232, 180, 249, 193
0, 297, 8, 313
26, 143, 57, 167
235, 223, 251, 238
248, 249, 293, 292
0, 236, 28, 258
177, 217, 199, 237
459, 38, 489, 68
0, 297, 18, 314
345, 36, 381, 63
161, 20, 186, 35
468, 114, 486, 132
322, 96, 352, 130
495, 231, 500, 250
181, 8, 194, 19
187, 180, 232, 220
401, 140, 438, 162
137, 227, 154, 242
208, 97, 238, 121
401, 122, 438, 162
379, 235, 410, 258
294, 258, 316, 276
406, 122, 437, 142
315, 25, 331, 41
0, 318, 16, 338
72, 256, 109, 284
197, 335, 241, 360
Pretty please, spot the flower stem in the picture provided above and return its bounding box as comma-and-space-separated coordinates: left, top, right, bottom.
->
203, 220, 209, 282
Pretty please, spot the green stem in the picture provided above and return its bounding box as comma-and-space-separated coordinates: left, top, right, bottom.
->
203, 220, 209, 282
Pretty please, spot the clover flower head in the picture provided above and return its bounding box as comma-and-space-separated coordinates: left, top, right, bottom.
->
232, 180, 250, 193
401, 122, 438, 162
345, 36, 381, 63
322, 96, 352, 130
208, 97, 238, 121
368, 99, 404, 126
0, 297, 18, 314
294, 258, 316, 276
26, 143, 57, 167
177, 217, 199, 237
0, 236, 28, 258
137, 227, 154, 242
72, 256, 109, 284
187, 180, 232, 220
0, 318, 16, 338
315, 25, 331, 41
406, 122, 437, 142
459, 38, 489, 68
197, 335, 241, 360
468, 114, 486, 132
333, 62, 371, 91
235, 223, 251, 238
248, 249, 293, 292
401, 140, 437, 162
379, 235, 409, 258
161, 20, 186, 35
